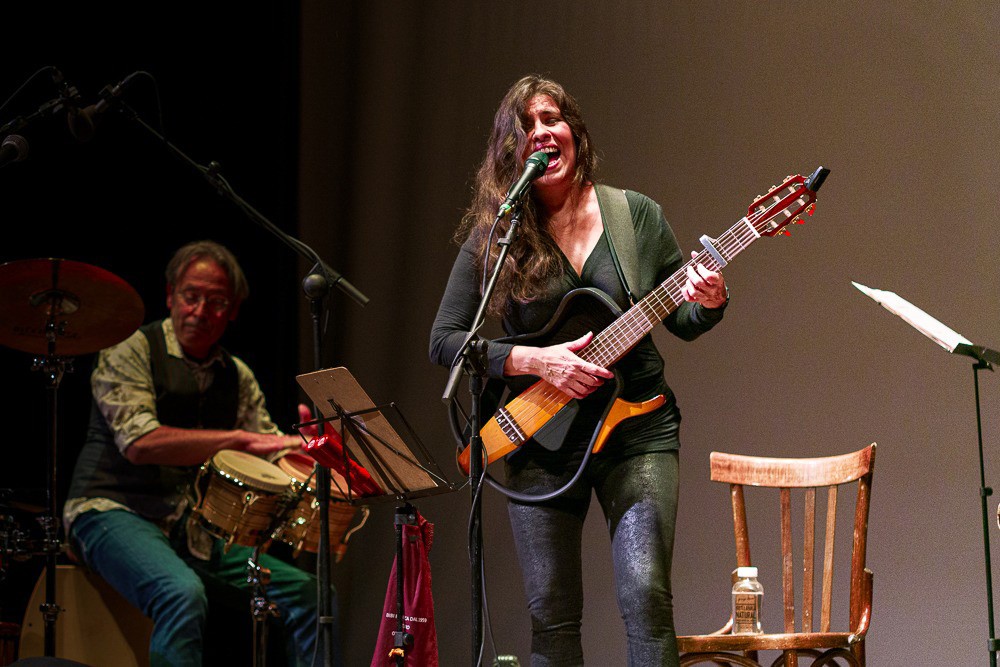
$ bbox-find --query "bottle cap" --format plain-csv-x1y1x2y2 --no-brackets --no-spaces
737,566,758,578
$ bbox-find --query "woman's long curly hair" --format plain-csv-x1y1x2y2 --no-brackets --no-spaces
458,75,598,318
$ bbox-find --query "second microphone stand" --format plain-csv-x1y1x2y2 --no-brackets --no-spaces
442,205,524,666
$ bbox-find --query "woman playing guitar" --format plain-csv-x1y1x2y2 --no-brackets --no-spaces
430,75,730,667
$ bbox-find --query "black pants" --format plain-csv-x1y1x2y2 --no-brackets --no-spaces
507,450,680,667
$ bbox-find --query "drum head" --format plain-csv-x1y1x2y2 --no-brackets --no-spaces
277,452,350,500
210,450,291,494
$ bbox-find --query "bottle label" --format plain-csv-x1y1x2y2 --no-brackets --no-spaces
733,593,759,634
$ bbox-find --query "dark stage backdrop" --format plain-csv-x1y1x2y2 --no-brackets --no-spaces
2,2,999,666
0,1,303,634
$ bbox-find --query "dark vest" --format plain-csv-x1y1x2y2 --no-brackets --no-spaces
67,320,239,519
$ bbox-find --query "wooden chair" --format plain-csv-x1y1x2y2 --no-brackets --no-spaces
677,443,876,667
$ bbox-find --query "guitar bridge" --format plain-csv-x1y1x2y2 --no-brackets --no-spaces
495,407,527,445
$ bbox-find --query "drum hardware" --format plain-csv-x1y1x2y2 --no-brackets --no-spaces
245,469,311,667
0,258,143,659
0,501,63,593
247,546,281,667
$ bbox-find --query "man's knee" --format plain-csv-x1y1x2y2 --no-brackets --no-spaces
149,571,208,622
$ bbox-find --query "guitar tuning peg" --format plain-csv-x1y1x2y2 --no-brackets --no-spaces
782,229,791,236
794,217,805,224
806,204,816,216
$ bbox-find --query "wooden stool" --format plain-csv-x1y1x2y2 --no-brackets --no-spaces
18,565,152,667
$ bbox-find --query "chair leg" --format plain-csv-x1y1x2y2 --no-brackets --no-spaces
812,648,861,667
851,640,865,666
679,652,762,666
768,650,799,667
772,651,798,667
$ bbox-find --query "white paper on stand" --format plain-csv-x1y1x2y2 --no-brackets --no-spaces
852,281,973,353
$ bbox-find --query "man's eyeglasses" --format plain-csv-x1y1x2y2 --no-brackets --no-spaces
176,289,230,314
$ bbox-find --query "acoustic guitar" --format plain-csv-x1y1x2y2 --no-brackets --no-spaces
458,167,830,475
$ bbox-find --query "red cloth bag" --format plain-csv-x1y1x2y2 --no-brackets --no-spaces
370,510,439,666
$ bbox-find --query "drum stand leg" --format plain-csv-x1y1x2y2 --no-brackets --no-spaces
247,546,279,667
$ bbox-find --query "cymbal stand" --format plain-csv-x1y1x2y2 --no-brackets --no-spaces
30,292,75,657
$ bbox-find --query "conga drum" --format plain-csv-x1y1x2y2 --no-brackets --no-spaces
272,453,369,561
188,450,292,550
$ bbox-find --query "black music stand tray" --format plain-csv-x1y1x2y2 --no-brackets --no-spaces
296,367,455,666
854,282,999,667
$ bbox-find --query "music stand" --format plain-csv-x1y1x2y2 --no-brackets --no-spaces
854,282,999,666
295,367,455,666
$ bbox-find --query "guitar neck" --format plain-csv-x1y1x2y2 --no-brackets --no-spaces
581,215,760,368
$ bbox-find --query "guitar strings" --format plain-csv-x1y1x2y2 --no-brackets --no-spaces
495,212,762,443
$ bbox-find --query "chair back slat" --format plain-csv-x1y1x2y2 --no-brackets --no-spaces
821,485,838,632
802,488,816,632
732,485,751,567
711,446,875,487
780,488,795,632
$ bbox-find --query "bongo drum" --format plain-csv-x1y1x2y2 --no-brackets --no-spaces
189,450,292,550
272,453,369,561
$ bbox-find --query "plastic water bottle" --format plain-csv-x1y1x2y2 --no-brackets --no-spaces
732,566,763,634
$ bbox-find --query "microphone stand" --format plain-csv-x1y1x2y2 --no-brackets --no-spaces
442,205,524,666
115,99,368,308
111,99,368,667
304,271,338,667
0,66,81,137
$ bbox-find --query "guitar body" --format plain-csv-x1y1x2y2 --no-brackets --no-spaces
457,288,665,474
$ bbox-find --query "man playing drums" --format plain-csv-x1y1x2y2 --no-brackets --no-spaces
63,240,339,667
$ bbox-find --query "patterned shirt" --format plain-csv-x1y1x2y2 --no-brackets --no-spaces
63,319,286,539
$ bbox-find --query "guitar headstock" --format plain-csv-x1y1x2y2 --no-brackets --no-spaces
749,166,830,237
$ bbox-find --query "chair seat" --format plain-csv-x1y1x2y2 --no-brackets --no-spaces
678,631,858,653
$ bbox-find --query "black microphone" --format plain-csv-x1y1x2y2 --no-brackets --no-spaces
67,72,141,141
497,150,550,217
0,134,29,168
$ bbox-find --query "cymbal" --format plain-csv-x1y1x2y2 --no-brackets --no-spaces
0,258,144,356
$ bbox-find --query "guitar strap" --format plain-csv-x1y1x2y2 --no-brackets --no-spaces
596,183,639,305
